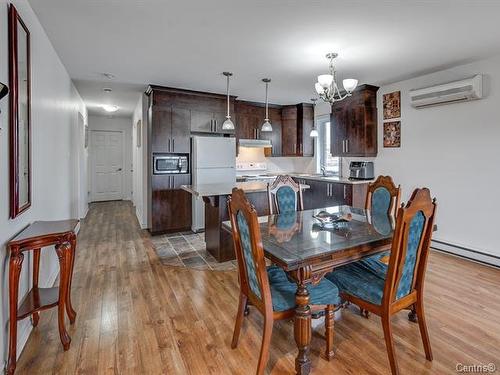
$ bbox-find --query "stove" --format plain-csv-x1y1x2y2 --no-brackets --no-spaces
236,162,278,183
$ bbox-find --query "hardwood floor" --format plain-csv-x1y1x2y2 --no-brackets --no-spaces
16,201,500,374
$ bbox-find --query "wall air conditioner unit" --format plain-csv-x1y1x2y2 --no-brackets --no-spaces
409,74,482,108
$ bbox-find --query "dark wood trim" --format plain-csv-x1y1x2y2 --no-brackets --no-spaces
9,4,32,219
146,84,236,100
235,99,284,109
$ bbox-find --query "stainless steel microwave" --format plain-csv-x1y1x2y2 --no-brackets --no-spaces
153,154,189,175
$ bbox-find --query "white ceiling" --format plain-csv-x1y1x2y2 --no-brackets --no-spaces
28,0,500,117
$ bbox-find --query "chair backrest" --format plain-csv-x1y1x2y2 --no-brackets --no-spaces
382,188,437,305
267,175,303,214
365,175,401,217
228,188,273,314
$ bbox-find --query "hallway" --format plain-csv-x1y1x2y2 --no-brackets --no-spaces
16,201,500,374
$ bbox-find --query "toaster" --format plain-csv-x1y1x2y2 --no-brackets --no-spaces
349,161,375,180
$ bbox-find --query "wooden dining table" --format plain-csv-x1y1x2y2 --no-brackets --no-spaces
223,205,395,375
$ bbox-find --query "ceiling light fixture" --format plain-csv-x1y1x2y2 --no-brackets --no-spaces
221,72,235,131
102,104,119,113
309,98,318,137
102,73,116,80
261,78,272,132
315,53,358,105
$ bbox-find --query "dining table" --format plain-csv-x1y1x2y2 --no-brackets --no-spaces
222,205,395,375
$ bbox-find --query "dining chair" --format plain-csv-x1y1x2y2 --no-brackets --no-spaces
326,188,437,375
267,175,303,214
357,175,401,318
365,175,401,217
228,188,340,375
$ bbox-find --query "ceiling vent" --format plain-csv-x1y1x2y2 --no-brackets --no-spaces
409,74,482,108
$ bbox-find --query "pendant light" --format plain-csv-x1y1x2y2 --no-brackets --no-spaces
221,72,235,130
261,78,272,132
309,98,318,137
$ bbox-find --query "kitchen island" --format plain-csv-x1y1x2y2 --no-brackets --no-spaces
181,181,309,262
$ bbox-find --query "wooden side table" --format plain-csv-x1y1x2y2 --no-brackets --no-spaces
6,220,79,375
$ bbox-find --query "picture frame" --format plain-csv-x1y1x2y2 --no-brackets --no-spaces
383,121,401,148
84,125,89,148
136,120,142,147
383,91,401,120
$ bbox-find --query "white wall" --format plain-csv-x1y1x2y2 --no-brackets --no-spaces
132,95,148,228
375,54,500,263
88,115,133,201
0,0,87,365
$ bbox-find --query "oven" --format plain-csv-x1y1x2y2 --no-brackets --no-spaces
153,153,189,175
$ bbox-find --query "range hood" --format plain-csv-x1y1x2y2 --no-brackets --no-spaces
238,139,272,148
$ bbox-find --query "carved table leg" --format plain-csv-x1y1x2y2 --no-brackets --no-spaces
294,283,312,375
32,248,41,327
56,244,72,350
7,251,24,375
324,305,335,360
66,235,77,324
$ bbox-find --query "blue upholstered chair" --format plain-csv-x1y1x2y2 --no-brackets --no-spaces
326,188,437,375
356,175,401,305
365,175,401,217
267,175,303,214
228,188,340,375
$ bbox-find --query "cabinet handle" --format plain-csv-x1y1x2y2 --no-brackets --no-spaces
342,140,345,153
346,140,349,153
168,139,171,152
214,119,217,132
172,139,175,152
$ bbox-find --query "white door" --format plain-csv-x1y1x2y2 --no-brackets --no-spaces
90,130,124,201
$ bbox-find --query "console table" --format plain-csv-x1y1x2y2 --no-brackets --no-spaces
6,220,79,375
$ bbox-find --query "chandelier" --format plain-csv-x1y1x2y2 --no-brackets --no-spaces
315,53,358,104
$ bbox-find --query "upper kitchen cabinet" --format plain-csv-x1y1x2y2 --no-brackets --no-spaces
234,101,282,156
282,103,314,157
330,84,379,157
147,90,190,153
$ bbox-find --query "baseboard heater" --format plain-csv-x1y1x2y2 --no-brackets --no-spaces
431,239,500,268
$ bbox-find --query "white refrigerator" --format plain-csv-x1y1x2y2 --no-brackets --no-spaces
192,136,236,232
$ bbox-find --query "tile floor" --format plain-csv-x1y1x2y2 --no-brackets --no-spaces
150,231,237,271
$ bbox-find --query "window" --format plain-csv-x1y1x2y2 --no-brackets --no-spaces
317,117,340,175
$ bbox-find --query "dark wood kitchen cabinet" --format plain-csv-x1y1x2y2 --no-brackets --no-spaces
331,84,379,157
294,177,368,210
234,101,282,156
151,176,191,234
150,106,190,153
282,103,314,157
190,109,229,134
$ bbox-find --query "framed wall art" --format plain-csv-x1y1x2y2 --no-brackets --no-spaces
383,91,401,120
383,121,401,148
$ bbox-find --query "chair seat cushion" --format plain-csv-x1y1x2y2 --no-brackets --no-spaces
267,266,341,312
356,251,390,279
325,262,386,306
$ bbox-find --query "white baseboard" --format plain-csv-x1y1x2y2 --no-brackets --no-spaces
431,239,500,268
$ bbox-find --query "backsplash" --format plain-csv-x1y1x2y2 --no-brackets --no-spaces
236,147,316,174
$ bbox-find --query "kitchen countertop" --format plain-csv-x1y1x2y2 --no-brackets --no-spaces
181,181,309,198
289,173,373,185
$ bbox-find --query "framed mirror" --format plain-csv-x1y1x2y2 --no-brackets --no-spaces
9,4,31,218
